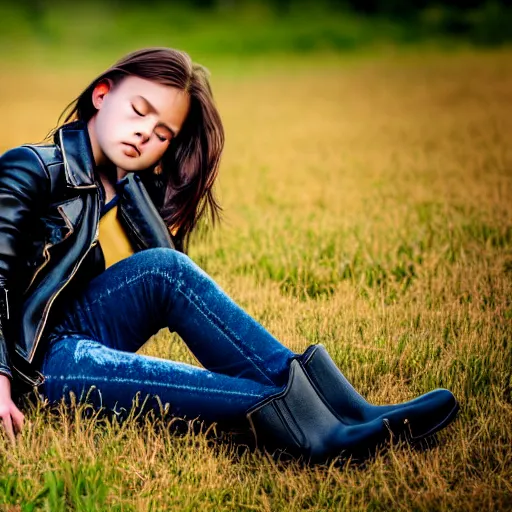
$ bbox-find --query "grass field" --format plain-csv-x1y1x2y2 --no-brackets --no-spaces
0,48,511,510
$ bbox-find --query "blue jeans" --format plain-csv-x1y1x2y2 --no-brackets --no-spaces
37,248,295,426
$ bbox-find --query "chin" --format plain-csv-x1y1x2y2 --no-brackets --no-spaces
121,161,146,172
110,154,146,172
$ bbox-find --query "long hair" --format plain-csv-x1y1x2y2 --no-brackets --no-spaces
48,47,224,252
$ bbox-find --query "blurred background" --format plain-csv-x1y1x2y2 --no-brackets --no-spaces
1,0,511,68
0,3,511,510
2,0,511,149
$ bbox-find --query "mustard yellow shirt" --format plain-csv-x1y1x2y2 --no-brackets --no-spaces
98,175,177,268
98,199,134,269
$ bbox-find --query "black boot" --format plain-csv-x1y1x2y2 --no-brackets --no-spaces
246,359,395,464
300,344,459,442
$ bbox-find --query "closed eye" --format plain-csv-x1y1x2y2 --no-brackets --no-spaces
132,105,144,116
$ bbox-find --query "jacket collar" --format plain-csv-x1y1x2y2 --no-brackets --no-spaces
54,120,97,189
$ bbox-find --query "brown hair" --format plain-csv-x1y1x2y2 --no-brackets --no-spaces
49,47,224,252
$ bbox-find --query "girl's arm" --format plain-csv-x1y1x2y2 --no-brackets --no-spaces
0,146,49,441
0,147,49,379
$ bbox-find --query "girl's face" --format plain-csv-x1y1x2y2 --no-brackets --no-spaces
88,75,190,172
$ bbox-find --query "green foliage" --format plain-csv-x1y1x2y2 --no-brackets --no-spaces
0,1,511,67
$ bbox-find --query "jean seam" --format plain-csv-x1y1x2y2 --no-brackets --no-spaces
44,374,266,399
79,267,178,313
175,283,276,386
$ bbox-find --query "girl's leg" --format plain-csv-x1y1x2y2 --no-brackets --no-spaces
47,248,294,388
39,334,282,425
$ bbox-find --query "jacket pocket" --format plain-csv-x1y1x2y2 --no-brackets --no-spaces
23,196,85,294
43,196,84,246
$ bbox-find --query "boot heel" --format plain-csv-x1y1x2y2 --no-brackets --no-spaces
246,360,390,464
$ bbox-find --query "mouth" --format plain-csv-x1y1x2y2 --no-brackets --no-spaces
122,142,141,156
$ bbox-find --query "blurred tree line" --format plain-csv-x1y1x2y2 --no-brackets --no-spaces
242,0,506,45
130,0,509,46
195,0,512,45
331,0,512,45
63,0,511,46
4,0,511,62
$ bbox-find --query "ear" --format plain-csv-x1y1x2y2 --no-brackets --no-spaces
153,160,163,175
92,79,113,110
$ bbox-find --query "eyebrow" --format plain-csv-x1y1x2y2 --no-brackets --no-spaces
136,95,178,138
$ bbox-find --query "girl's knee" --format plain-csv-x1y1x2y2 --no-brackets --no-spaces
135,247,185,271
138,247,197,283
146,247,186,263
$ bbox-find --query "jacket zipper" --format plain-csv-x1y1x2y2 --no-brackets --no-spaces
12,362,45,387
23,203,77,295
2,288,9,320
27,199,100,363
0,290,43,387
24,244,52,295
28,225,99,363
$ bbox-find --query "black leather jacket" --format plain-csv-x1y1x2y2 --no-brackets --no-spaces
0,120,177,395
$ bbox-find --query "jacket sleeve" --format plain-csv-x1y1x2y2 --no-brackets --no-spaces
0,146,50,380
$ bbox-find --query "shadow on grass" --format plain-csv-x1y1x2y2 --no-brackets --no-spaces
16,387,453,472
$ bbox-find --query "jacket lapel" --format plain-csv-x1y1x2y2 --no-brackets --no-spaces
55,121,97,189
119,174,175,250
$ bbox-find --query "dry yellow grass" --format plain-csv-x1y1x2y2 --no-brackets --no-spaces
0,49,511,510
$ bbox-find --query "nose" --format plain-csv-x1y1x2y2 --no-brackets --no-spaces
135,130,150,143
135,120,154,142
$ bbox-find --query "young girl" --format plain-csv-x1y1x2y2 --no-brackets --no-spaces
0,47,459,464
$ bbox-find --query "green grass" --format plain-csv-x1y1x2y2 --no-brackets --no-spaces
0,48,511,510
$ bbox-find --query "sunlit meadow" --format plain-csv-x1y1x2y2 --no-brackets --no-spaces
0,48,511,510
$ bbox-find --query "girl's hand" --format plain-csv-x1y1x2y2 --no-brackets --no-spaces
0,374,24,443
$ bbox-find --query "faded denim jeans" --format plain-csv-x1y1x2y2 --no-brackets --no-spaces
37,248,295,426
